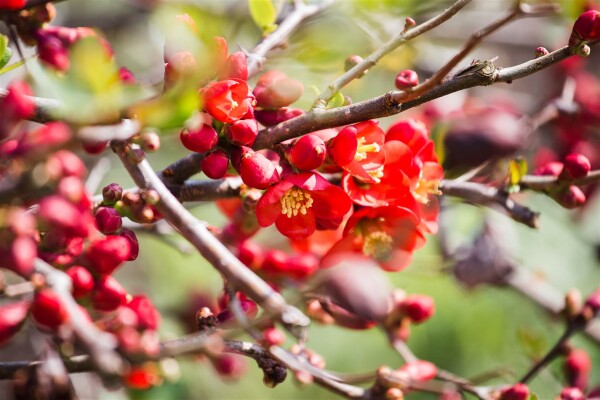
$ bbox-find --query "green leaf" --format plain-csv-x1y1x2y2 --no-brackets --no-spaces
528,393,540,400
248,0,277,32
0,34,12,70
508,158,528,192
130,83,200,130
327,91,345,109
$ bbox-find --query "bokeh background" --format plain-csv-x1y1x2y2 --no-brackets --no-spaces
1,0,599,399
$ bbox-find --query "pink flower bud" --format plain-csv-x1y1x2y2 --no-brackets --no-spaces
37,34,70,71
535,47,549,58
253,71,304,109
31,289,69,330
140,131,160,152
180,124,219,153
94,206,123,234
1,81,34,123
201,149,230,179
0,301,30,346
86,235,132,275
236,240,264,270
119,228,139,260
126,295,161,330
395,69,419,90
288,134,327,170
262,326,286,346
1,236,36,277
398,360,437,382
219,51,248,81
562,153,591,179
560,387,585,400
92,275,127,312
555,185,586,209
102,183,123,205
254,107,304,127
534,161,564,177
564,349,591,389
46,149,85,178
344,55,366,75
238,151,280,189
37,195,90,237
285,253,319,280
225,119,259,146
499,384,529,400
570,10,600,46
82,140,109,154
66,266,94,299
119,67,136,84
164,51,197,83
403,295,435,323
327,126,358,167
584,287,600,315
212,354,247,379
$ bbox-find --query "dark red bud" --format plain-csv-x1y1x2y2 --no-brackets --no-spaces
66,266,94,299
499,384,529,400
560,387,585,400
562,153,591,179
94,206,123,234
239,151,280,189
535,47,550,58
119,228,139,261
126,295,161,331
225,119,259,146
564,349,591,389
570,10,600,46
288,134,327,170
31,289,69,330
102,183,123,205
555,185,586,209
86,235,132,275
254,107,304,127
0,301,30,346
395,69,419,90
37,34,70,71
327,126,358,167
402,295,435,323
201,149,230,179
92,275,127,312
180,124,219,153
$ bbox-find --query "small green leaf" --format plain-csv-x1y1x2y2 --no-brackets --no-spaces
509,158,528,186
327,91,345,109
248,0,277,32
528,393,540,400
0,34,12,70
131,83,200,130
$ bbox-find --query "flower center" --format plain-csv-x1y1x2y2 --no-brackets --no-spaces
354,136,381,161
280,187,313,218
413,174,440,204
362,230,393,262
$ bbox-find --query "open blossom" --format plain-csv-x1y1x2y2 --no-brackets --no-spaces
322,206,425,272
201,79,252,123
327,121,385,183
256,172,352,240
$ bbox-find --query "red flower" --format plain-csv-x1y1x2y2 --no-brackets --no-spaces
202,79,252,123
327,121,385,183
322,206,424,272
256,172,352,240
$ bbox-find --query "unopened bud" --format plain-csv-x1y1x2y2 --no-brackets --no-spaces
201,149,230,179
395,69,419,90
562,153,591,180
287,134,327,170
535,46,550,58
499,383,530,400
344,55,367,77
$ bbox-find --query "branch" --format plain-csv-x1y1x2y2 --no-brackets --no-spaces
520,170,600,192
33,259,125,376
112,143,310,340
439,179,540,228
247,0,334,77
390,1,560,104
313,0,473,108
252,45,577,150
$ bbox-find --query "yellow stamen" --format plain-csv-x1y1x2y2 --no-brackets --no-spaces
354,137,381,161
362,231,394,262
280,187,313,218
413,174,441,204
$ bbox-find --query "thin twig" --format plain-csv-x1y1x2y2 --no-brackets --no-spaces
521,170,600,192
247,0,334,77
313,0,474,108
439,179,540,228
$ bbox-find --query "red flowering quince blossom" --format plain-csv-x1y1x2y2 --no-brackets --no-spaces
322,206,425,272
256,172,352,240
201,79,252,123
327,120,386,184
